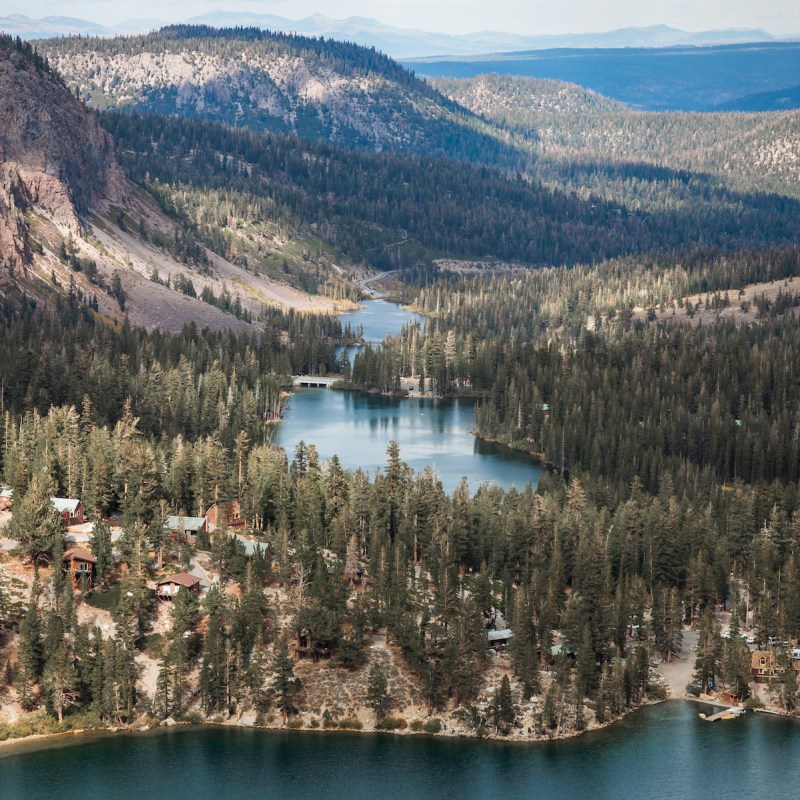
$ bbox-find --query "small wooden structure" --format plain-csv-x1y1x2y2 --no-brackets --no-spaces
205,500,244,531
292,627,336,661
51,497,84,526
165,515,207,544
63,548,96,589
487,628,513,648
156,572,201,600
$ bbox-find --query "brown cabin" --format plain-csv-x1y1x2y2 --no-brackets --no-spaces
156,572,201,600
751,650,784,683
205,500,244,531
63,548,96,589
51,497,85,526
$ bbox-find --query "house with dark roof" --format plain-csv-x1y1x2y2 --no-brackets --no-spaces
156,572,201,600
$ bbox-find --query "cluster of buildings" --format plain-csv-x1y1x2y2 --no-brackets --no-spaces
2,487,245,602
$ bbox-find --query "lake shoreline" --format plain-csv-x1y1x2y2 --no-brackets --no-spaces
0,696,678,756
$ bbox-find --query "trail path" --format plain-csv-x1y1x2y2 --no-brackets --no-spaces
658,627,699,697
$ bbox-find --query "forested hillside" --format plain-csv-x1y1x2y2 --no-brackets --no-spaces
38,26,522,167
102,111,800,273
432,75,800,201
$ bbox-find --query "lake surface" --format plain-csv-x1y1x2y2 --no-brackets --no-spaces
4,703,800,800
339,298,427,343
273,389,543,493
277,300,544,493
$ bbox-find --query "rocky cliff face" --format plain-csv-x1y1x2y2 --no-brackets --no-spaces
0,37,127,268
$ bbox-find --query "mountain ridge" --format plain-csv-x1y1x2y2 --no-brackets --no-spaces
1,12,793,57
37,26,522,167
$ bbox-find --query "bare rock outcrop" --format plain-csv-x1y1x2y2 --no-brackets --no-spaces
0,37,127,269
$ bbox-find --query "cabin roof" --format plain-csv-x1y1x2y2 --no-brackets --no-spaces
157,572,201,588
165,515,206,531
0,486,12,499
63,548,96,564
487,628,513,642
51,497,81,514
752,650,774,669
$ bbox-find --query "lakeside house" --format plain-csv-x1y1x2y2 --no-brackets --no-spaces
165,515,207,544
62,548,96,589
751,650,784,682
156,572,201,600
51,497,84,526
205,500,245,531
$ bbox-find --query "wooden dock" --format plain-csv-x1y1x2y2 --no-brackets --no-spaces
699,707,745,722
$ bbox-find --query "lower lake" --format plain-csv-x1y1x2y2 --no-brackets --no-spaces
272,389,544,493
3,703,800,800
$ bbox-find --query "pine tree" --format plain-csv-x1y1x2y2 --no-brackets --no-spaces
200,609,229,716
270,632,300,723
492,675,515,732
366,662,391,720
7,475,64,566
16,588,43,710
43,642,77,723
693,607,721,694
89,518,113,587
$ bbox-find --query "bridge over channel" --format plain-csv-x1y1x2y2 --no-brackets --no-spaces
291,375,342,388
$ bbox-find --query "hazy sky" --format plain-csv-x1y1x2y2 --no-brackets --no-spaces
2,0,799,35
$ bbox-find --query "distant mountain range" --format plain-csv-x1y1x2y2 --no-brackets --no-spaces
1,11,797,58
408,43,800,111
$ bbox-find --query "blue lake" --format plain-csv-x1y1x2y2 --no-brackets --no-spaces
3,703,800,800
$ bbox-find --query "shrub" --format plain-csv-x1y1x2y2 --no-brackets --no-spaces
422,718,442,734
376,716,406,731
647,684,668,701
308,718,320,729
338,718,363,730
323,718,338,729
410,720,424,732
744,697,764,710
286,719,302,729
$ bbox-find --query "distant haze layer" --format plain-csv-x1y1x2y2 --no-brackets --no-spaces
0,7,798,57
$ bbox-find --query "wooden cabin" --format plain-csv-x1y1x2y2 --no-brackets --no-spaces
751,650,784,683
51,497,84,526
165,515,207,544
63,548,96,589
156,572,201,600
487,629,514,648
205,500,244,531
291,626,338,661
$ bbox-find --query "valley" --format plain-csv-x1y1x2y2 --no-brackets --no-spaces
0,16,800,799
